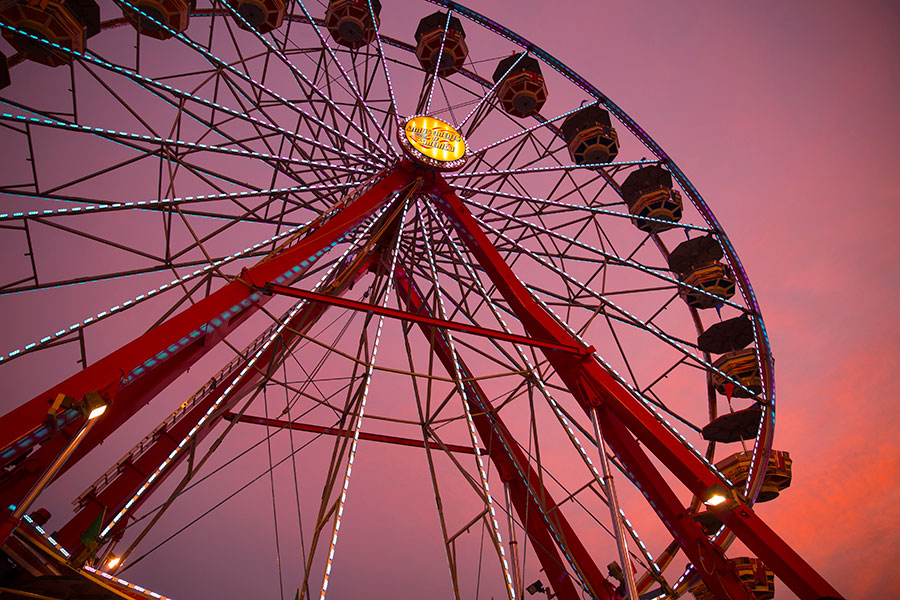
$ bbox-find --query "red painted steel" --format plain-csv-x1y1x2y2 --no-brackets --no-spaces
393,265,616,600
54,271,363,553
428,175,844,600
223,412,481,455
265,282,586,355
2,163,416,535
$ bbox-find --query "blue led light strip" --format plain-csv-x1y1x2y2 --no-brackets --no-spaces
449,182,711,233
0,21,369,166
22,512,71,558
0,181,361,223
0,224,308,365
0,112,374,177
83,565,175,600
98,198,396,543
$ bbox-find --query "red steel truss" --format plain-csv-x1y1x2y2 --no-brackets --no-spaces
393,265,616,600
0,165,844,599
425,173,843,600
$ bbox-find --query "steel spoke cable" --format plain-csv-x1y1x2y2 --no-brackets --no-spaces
213,0,392,163
483,219,755,399
420,201,517,600
468,101,601,156
0,22,371,167
118,419,335,573
455,51,527,131
0,221,318,365
421,200,595,593
96,195,399,540
451,159,660,180
318,191,413,600
262,385,286,600
422,203,669,585
0,182,356,223
291,0,399,156
465,197,746,313
449,182,710,233
117,0,389,165
0,112,376,178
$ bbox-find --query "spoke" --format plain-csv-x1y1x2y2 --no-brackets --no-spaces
211,0,393,163
448,182,711,233
420,205,517,600
318,193,413,600
469,102,600,156
292,0,399,156
366,0,402,131
0,112,375,177
423,10,453,116
456,51,527,131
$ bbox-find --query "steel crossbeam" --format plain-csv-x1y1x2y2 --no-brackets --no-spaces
0,163,415,517
264,282,586,356
393,265,616,600
427,174,844,600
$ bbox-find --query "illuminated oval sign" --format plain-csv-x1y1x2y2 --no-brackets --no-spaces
399,115,467,170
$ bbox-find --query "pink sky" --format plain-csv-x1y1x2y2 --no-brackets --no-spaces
1,1,898,599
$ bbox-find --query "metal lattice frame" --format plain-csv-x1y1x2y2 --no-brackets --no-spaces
0,1,841,599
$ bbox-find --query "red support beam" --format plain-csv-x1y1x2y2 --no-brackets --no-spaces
54,253,381,553
0,164,416,515
394,266,616,600
428,175,845,600
222,412,481,455
266,282,587,356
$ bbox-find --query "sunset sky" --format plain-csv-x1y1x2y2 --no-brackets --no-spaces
511,1,900,597
1,1,898,599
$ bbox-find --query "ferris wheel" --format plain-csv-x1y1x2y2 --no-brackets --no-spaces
0,1,844,599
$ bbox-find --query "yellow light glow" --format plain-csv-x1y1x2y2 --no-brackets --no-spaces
704,493,727,506
88,404,107,420
107,556,121,569
403,116,466,163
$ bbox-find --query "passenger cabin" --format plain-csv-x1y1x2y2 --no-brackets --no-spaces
492,53,547,118
226,0,284,34
715,450,792,502
325,0,380,49
123,0,192,40
702,406,763,443
667,235,736,309
561,104,619,165
691,557,775,600
0,0,99,67
415,11,467,76
711,348,762,398
697,315,754,354
1,51,10,88
620,165,683,233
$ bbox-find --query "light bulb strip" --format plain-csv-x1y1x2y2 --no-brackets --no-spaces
319,194,412,600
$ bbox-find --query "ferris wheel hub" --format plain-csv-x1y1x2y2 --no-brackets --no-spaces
398,115,468,172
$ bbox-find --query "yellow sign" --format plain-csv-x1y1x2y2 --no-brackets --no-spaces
401,116,467,169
